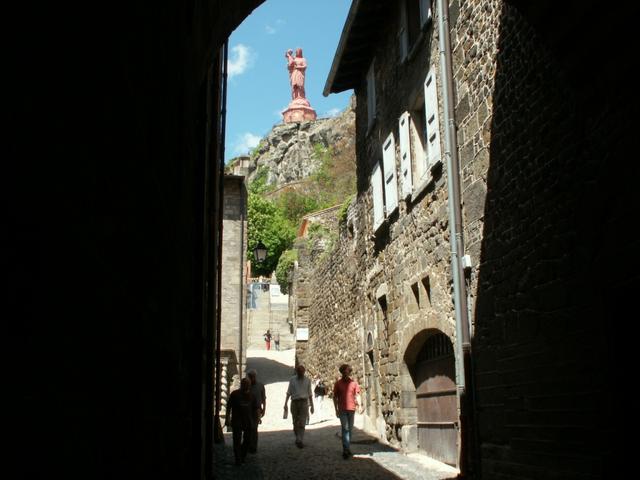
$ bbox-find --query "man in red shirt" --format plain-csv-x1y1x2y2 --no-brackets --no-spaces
333,363,360,459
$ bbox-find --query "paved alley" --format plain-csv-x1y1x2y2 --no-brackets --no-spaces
214,348,459,480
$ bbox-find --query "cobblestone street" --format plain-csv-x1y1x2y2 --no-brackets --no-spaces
215,348,459,479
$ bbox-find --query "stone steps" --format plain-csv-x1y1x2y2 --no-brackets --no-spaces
247,286,293,349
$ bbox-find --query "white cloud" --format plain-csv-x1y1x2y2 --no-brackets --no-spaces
233,132,262,155
228,44,256,78
323,108,341,118
265,19,285,34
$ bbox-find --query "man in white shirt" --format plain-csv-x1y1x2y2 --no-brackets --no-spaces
283,365,314,448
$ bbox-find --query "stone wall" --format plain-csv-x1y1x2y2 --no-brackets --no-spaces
467,2,634,479
299,0,635,478
13,0,265,478
300,0,461,450
221,176,248,416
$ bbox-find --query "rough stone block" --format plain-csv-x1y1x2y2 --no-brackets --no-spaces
400,425,418,453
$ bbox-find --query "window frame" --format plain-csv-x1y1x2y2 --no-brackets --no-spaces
366,60,377,130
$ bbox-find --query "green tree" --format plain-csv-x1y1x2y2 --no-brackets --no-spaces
247,192,296,275
275,249,298,294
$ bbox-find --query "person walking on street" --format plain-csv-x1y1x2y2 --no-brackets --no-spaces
283,365,314,448
313,378,327,422
225,378,260,466
246,369,266,454
273,330,280,351
264,329,272,350
333,364,361,459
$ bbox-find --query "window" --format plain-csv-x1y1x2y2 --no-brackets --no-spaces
382,133,398,215
416,332,453,362
378,295,389,342
400,66,441,197
399,0,433,62
371,162,384,231
371,132,399,232
366,61,376,129
411,102,429,184
423,67,441,170
399,112,413,198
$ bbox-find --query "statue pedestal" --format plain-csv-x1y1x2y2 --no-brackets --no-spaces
283,98,317,123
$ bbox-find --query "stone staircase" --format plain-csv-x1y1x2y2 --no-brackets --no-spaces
247,286,296,350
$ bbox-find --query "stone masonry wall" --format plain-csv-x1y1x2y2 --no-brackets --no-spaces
221,177,247,379
295,0,635,477
301,1,461,448
465,2,634,478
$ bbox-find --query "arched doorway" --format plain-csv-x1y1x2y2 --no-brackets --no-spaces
405,330,457,465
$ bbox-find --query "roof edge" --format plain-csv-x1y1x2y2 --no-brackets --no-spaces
323,0,362,97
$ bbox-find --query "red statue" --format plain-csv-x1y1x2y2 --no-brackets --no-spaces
286,48,307,100
282,48,317,123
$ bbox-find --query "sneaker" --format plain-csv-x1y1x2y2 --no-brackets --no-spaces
296,441,303,448
342,451,349,459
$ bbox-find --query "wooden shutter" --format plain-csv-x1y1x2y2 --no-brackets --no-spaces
399,112,413,198
371,163,384,231
419,0,432,27
367,62,376,128
382,133,398,215
424,68,441,169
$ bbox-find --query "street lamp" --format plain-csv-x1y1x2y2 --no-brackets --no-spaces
253,241,267,263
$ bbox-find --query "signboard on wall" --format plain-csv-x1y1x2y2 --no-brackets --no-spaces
296,327,309,341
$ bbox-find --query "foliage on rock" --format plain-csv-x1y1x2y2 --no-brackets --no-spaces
275,249,298,294
245,102,356,277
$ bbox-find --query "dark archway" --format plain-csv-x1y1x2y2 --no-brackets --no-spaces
10,1,265,479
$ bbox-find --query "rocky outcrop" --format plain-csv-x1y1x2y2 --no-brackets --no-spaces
247,96,355,189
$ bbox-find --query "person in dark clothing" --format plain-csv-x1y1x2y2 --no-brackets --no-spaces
225,377,260,466
247,369,266,454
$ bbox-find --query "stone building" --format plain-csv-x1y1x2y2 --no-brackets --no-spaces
219,175,248,422
296,0,635,478
289,204,343,368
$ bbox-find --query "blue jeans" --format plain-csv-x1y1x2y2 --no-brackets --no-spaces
339,411,355,451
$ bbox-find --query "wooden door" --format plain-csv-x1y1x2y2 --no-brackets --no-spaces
414,333,457,465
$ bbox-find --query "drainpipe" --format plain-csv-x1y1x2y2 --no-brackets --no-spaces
436,0,477,476
238,180,246,380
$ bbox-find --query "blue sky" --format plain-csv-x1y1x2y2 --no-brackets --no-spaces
225,0,354,162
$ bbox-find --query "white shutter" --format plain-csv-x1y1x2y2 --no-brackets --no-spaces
382,133,398,215
419,0,432,27
367,62,376,128
371,163,384,231
424,68,441,169
398,1,409,61
399,112,413,198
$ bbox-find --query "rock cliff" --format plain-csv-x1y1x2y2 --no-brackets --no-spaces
246,96,356,190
